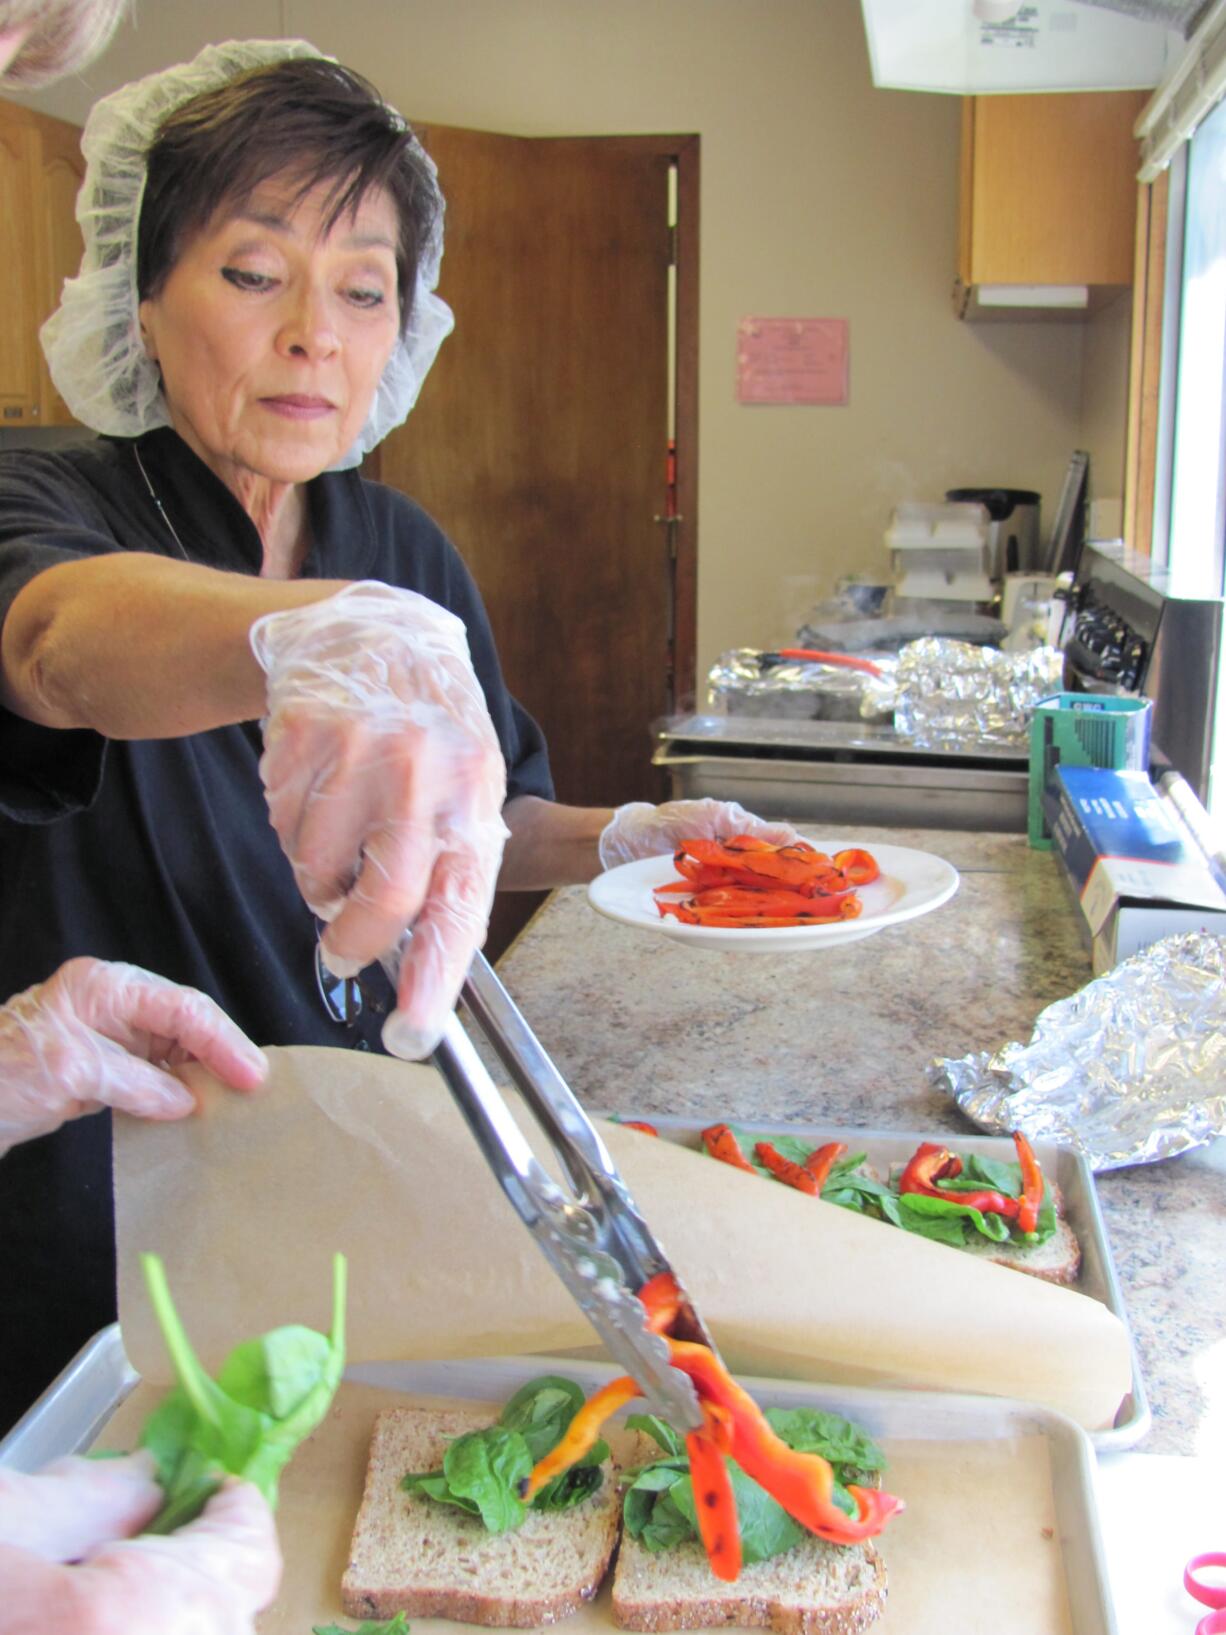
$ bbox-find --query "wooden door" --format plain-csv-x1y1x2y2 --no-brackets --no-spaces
379,128,679,814
30,108,85,426
0,102,39,426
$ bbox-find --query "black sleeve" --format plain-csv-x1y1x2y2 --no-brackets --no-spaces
0,454,116,822
365,481,555,804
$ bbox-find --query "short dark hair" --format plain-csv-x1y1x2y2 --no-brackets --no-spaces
136,57,439,334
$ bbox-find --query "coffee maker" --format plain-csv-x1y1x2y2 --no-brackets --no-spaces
945,487,1041,579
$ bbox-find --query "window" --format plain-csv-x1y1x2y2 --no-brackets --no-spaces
1166,93,1226,590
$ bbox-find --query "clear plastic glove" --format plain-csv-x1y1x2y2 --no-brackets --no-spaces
0,957,268,1157
0,1454,281,1635
597,798,800,870
250,581,509,1060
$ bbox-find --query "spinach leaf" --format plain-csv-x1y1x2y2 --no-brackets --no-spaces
401,1375,608,1532
138,1252,346,1534
763,1408,886,1473
531,1460,605,1510
313,1617,411,1635
674,1463,808,1563
498,1375,584,1462
398,1469,480,1515
896,1191,1013,1242
441,1427,531,1533
625,1413,684,1456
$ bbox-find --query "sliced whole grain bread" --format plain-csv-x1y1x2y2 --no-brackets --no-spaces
610,1431,887,1635
611,1531,887,1635
342,1405,622,1626
955,1214,1082,1284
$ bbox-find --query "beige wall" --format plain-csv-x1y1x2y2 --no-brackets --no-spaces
23,0,1125,684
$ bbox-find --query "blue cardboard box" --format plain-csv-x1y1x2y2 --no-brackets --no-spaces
1045,766,1226,971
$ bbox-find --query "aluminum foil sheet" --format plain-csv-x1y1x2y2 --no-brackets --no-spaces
892,638,1064,749
931,932,1226,1170
707,648,895,723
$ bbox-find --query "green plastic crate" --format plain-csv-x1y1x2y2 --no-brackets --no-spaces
1028,692,1153,849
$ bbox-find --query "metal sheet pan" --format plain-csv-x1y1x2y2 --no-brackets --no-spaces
0,1335,1117,1635
603,1116,1149,1451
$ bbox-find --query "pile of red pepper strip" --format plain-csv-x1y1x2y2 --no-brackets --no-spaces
521,1272,903,1584
654,837,879,929
899,1130,1045,1232
702,1124,847,1198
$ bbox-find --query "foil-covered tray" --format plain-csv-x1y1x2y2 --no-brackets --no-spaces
607,1116,1149,1452
0,1337,1118,1635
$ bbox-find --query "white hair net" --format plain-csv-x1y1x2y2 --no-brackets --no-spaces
39,38,454,469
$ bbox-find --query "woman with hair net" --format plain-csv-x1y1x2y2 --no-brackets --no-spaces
0,43,790,1466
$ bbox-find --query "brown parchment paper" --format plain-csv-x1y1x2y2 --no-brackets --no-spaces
113,1045,1131,1429
93,1377,1074,1635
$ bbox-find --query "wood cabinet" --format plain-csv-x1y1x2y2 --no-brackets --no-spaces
0,98,84,426
955,90,1148,318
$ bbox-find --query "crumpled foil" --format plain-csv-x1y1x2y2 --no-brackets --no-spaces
930,932,1226,1170
892,638,1064,749
707,648,894,723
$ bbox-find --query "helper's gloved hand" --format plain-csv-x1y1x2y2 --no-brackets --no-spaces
0,958,268,1156
250,581,509,1060
0,1454,281,1635
598,798,800,869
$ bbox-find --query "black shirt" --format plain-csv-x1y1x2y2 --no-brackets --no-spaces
0,428,553,1431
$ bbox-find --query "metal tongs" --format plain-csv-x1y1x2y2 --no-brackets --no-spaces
383,947,715,1432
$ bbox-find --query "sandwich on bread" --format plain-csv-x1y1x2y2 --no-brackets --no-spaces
340,1369,898,1634
611,1411,889,1635
342,1377,621,1627
699,1123,1080,1285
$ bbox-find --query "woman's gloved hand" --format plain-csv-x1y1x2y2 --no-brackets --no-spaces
250,581,510,1060
597,798,800,870
0,1454,281,1635
0,957,268,1157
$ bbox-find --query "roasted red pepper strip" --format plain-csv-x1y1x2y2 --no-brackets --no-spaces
523,1275,903,1568
638,1269,682,1333
1013,1130,1044,1234
832,848,880,886
519,1373,641,1500
898,1141,1019,1218
666,1338,904,1544
685,1420,742,1581
621,1120,659,1137
803,1141,849,1191
702,1123,758,1173
755,1140,819,1195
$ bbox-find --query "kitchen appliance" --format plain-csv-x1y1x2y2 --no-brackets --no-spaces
945,486,1042,578
1065,543,1225,804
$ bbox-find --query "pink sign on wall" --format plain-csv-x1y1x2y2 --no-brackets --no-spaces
736,317,849,406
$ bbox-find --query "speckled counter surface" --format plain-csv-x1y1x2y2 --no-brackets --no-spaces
492,825,1225,1457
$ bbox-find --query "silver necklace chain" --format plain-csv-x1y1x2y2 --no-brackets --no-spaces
131,443,191,562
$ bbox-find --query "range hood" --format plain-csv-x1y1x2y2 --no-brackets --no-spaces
861,0,1188,94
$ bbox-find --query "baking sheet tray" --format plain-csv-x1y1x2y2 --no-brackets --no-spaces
0,1337,1117,1635
602,1116,1149,1451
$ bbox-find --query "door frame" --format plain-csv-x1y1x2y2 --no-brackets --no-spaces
584,132,699,713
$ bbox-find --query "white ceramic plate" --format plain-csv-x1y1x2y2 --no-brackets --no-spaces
587,839,960,951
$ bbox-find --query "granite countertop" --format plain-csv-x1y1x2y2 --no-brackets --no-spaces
493,825,1226,1458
